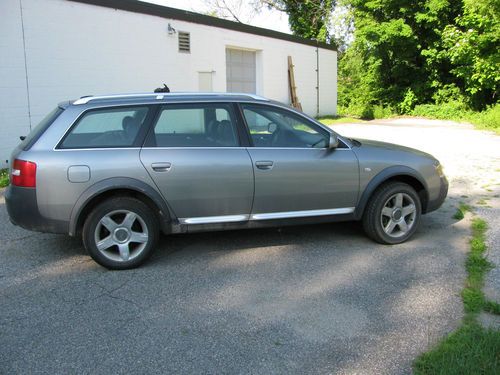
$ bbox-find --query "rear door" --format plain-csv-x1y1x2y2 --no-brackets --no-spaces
240,103,359,219
140,102,254,223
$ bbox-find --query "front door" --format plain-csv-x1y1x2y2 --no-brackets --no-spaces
240,104,359,219
140,103,254,223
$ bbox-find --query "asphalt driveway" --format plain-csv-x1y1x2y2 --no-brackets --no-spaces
1,118,498,374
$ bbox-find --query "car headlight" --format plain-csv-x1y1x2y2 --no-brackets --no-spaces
434,160,445,177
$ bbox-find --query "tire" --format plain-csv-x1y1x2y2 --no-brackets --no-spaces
82,197,159,269
362,182,421,244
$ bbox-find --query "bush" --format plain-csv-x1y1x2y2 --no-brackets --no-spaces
412,101,468,120
373,105,393,119
432,84,465,105
412,102,499,133
338,103,394,120
339,102,374,119
398,88,418,114
468,105,500,132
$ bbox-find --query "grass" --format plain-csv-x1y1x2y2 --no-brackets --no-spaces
0,168,9,188
453,209,464,220
412,103,500,134
453,202,472,220
413,323,500,374
335,102,499,133
414,217,500,374
462,218,492,314
317,115,366,125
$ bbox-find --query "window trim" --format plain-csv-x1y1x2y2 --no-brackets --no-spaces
237,103,332,149
143,102,244,148
55,105,155,150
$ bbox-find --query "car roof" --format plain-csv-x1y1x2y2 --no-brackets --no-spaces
71,92,272,106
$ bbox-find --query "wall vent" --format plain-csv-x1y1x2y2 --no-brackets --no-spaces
178,32,190,53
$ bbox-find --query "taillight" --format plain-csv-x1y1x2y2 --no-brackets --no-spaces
12,159,37,187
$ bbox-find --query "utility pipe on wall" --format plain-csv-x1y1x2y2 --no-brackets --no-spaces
314,39,320,117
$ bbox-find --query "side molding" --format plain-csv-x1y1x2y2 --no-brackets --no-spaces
69,177,173,236
354,166,428,220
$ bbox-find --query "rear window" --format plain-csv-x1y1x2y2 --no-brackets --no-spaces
59,106,149,149
21,107,63,150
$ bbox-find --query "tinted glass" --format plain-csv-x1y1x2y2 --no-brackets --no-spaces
60,106,149,149
151,104,239,147
242,105,328,148
21,107,63,150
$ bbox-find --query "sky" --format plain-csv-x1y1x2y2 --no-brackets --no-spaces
142,0,292,34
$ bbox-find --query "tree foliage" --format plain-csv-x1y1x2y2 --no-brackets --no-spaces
339,0,499,114
262,0,337,43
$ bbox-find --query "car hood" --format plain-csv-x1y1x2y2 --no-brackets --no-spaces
353,138,436,160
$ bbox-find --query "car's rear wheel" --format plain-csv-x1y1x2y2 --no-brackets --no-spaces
362,182,421,244
82,197,159,269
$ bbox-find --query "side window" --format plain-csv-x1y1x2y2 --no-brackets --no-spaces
60,106,149,148
242,105,328,148
150,104,239,147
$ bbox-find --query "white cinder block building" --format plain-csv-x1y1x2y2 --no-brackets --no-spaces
0,0,338,167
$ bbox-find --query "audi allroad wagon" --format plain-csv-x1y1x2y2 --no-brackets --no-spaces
5,93,448,269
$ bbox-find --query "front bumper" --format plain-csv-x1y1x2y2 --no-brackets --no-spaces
426,175,449,213
5,185,68,234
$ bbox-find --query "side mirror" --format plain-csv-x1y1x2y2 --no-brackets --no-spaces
328,133,339,149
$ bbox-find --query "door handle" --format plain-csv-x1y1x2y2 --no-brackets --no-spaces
255,160,274,170
151,162,172,172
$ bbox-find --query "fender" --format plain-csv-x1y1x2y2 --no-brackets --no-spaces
69,177,173,236
354,166,429,220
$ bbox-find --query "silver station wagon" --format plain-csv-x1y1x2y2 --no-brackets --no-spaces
6,93,448,269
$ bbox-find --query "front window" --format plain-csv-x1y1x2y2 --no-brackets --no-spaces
241,104,329,148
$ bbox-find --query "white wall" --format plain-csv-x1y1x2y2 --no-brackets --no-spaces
0,0,337,167
0,0,31,166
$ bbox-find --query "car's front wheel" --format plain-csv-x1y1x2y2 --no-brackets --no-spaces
362,182,421,244
82,197,159,269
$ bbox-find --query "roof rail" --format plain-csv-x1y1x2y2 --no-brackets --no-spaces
73,92,268,105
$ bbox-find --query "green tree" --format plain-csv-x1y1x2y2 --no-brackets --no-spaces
340,0,463,110
262,0,337,43
340,0,498,113
424,0,499,108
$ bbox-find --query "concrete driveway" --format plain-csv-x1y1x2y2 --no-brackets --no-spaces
1,118,498,374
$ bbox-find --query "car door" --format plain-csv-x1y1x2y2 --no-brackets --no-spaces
240,103,359,219
140,102,254,223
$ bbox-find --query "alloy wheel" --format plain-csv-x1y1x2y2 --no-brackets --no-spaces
379,192,417,238
94,209,149,262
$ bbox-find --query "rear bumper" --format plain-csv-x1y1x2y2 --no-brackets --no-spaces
5,185,68,234
425,175,449,213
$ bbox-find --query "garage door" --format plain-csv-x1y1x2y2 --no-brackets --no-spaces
226,49,256,94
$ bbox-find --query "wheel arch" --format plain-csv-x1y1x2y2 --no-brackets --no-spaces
69,177,173,236
354,166,429,220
